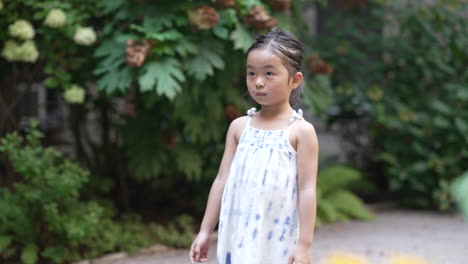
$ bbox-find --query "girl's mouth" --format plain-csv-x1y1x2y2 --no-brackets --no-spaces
255,92,267,96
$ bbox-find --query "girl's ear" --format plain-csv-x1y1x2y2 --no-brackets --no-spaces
290,72,303,89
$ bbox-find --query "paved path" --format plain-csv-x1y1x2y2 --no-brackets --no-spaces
93,209,468,264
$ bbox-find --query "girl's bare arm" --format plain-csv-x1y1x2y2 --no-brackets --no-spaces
295,120,319,248
197,116,246,234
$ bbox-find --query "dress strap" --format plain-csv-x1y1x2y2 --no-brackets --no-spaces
247,107,258,117
287,109,303,131
245,107,257,126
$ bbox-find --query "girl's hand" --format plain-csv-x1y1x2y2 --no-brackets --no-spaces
189,232,211,263
288,244,311,264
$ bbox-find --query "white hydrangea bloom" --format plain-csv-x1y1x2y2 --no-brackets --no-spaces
73,27,96,46
1,40,39,62
1,40,20,61
44,9,66,28
9,20,35,40
18,40,39,62
64,85,86,104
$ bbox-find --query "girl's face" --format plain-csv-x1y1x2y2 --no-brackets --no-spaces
246,48,298,107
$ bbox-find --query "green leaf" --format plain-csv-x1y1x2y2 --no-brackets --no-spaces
21,243,38,264
101,0,126,15
455,118,468,133
432,57,455,75
455,85,468,100
230,23,253,52
142,11,177,29
130,25,183,42
433,116,450,128
185,44,225,80
94,36,134,94
304,75,333,115
0,236,12,254
44,77,59,88
97,66,133,94
42,247,67,263
326,190,374,220
138,58,185,99
218,9,238,27
317,165,363,195
175,147,203,181
429,99,452,116
317,199,340,223
172,39,198,57
213,25,230,39
452,171,468,218
408,161,428,173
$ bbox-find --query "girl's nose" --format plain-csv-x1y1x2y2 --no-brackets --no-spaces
256,79,265,89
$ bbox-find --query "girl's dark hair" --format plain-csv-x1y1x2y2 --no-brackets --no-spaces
246,28,304,108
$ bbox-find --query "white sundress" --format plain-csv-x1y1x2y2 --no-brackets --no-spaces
217,107,303,264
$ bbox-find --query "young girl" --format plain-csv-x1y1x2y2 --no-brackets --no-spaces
190,28,318,264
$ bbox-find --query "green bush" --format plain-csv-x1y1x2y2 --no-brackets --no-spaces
452,171,468,219
314,0,467,210
149,214,196,248
0,121,194,262
92,0,330,216
0,120,105,263
316,165,375,226
370,0,468,210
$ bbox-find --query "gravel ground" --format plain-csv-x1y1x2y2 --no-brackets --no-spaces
90,208,468,264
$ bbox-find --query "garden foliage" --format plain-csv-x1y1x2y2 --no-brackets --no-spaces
0,120,104,263
316,165,375,226
93,0,331,185
0,121,196,263
1,0,330,206
452,171,468,219
314,0,468,209
372,0,468,209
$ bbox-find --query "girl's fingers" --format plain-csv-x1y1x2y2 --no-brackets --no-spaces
189,249,195,263
199,249,208,262
288,256,295,264
190,245,200,263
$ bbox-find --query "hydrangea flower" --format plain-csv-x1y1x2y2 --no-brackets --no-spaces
73,27,96,46
1,40,19,61
9,20,35,40
44,9,66,28
64,85,86,104
18,40,39,62
1,40,39,62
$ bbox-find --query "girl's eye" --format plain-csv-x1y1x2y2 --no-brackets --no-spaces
266,72,274,76
247,72,255,77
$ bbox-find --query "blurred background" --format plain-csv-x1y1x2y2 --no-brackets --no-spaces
0,0,467,263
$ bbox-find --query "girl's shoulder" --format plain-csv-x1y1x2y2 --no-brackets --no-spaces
228,115,250,140
229,115,249,130
292,118,318,142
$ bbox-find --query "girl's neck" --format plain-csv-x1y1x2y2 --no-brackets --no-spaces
258,103,292,119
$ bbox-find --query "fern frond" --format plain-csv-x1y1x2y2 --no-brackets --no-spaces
326,190,375,220
317,165,362,195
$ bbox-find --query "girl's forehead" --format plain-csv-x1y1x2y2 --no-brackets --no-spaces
246,48,283,66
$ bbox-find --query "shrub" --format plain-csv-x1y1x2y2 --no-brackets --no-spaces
370,0,468,209
0,120,105,263
313,0,468,210
316,165,375,226
452,171,468,218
